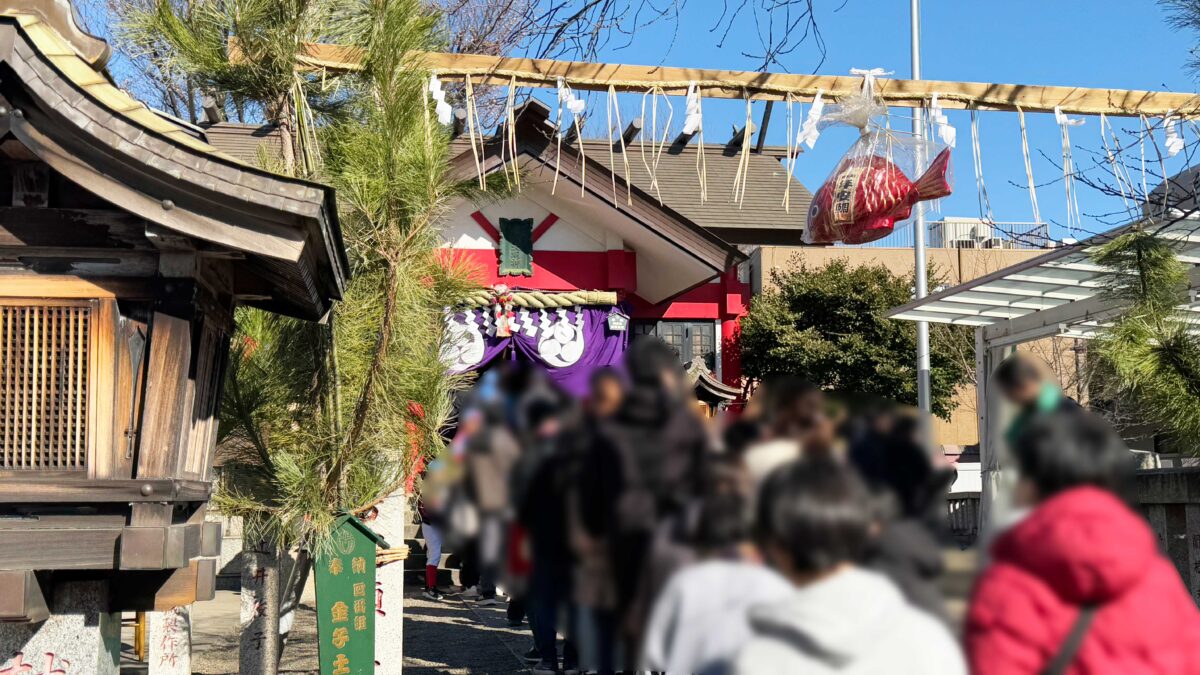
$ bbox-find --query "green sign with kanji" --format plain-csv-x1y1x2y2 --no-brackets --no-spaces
315,514,389,675
498,217,534,276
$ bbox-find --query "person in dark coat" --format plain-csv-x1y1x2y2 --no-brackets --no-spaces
581,337,713,668
515,398,580,675
966,410,1200,674
568,368,625,674
849,411,955,622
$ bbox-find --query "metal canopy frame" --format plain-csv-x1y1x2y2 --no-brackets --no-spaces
886,213,1200,529
887,215,1200,345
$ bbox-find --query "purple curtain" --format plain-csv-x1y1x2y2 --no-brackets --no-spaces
446,307,628,396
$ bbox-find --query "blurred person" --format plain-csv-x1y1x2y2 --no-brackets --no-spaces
465,397,521,606
569,368,626,674
515,398,581,675
849,410,955,622
640,461,791,675
993,352,1080,445
966,411,1200,675
734,459,966,675
417,458,456,601
582,337,713,668
742,377,824,485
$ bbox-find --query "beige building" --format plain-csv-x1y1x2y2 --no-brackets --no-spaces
749,244,1074,447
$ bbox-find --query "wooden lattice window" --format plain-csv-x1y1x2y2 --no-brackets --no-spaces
0,301,91,470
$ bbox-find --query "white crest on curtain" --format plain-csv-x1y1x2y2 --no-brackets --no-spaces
441,313,486,373
538,310,586,367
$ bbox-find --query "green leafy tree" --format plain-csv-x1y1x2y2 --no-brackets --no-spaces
739,257,973,419
1091,229,1200,452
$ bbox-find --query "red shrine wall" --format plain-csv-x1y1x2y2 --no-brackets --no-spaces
440,200,749,388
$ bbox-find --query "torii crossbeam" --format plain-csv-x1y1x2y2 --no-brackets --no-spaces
287,44,1200,117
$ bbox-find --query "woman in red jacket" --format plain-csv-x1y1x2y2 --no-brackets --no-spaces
966,411,1200,674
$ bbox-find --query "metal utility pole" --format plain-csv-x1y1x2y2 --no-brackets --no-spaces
911,0,932,424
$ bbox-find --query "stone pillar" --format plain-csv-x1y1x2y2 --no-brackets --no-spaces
372,493,408,671
147,606,192,675
0,580,120,675
239,539,281,675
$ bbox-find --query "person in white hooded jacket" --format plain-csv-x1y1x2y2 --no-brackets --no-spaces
734,459,966,675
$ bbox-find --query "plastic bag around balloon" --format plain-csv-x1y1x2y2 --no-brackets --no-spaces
804,130,953,245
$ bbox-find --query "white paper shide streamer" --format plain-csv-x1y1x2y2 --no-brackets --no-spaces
1054,106,1085,237
797,90,824,149
929,94,956,148
683,82,703,135
1165,115,1185,158
427,75,453,125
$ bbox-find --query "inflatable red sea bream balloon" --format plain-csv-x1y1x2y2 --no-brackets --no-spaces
806,146,953,245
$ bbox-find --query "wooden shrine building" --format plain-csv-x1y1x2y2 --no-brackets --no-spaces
0,1,347,622
432,100,811,400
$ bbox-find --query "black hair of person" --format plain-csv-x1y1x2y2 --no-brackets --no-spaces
1011,409,1137,502
588,365,624,390
756,458,874,574
765,375,820,415
993,352,1042,391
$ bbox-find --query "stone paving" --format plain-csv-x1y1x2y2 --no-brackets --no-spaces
403,592,532,674
127,547,975,673
169,585,532,674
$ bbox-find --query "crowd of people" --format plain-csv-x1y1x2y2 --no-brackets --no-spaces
416,343,1200,674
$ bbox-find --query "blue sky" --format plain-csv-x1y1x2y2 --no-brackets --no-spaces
540,1,1200,242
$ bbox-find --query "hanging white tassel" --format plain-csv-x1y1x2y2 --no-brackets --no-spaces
929,94,956,148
